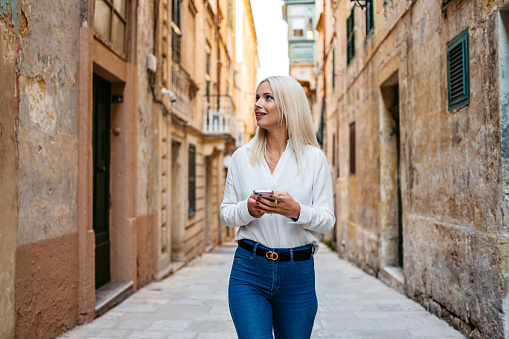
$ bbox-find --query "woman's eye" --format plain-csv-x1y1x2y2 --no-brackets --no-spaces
266,95,274,100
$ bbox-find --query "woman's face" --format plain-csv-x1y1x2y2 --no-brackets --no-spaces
254,81,285,132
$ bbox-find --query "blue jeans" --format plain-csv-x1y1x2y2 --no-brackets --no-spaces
228,240,318,339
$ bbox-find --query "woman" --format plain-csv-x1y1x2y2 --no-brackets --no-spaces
220,75,335,339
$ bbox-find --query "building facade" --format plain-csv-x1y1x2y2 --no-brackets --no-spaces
282,0,320,132
0,0,257,337
317,0,509,337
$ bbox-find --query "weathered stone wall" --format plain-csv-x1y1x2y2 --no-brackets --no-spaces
17,0,79,245
0,3,19,337
1,0,81,337
326,0,509,337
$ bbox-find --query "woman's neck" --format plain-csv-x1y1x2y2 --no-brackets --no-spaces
266,130,289,155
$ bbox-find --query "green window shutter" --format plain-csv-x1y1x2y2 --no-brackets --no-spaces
188,144,196,218
332,48,336,90
447,28,470,110
366,1,374,35
349,122,356,174
347,7,355,65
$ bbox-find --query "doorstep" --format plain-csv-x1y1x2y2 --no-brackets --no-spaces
94,280,133,317
379,266,405,294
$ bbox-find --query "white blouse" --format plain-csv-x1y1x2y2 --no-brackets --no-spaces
220,139,335,251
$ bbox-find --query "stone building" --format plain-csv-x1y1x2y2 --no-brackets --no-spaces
282,0,320,129
317,0,509,338
316,0,509,337
0,0,258,337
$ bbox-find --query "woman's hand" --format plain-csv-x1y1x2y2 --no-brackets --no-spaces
255,191,301,220
247,193,265,218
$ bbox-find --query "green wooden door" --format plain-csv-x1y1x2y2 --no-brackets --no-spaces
93,74,111,289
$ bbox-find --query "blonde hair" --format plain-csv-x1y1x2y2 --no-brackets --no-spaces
250,75,319,168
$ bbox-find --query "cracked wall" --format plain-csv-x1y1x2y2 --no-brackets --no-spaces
0,4,18,338
4,0,82,338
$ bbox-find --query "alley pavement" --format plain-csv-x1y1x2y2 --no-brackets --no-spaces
60,242,464,339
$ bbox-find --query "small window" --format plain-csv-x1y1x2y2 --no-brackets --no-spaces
332,48,336,90
447,28,470,110
291,18,306,38
349,122,356,174
366,1,374,35
94,0,127,53
188,144,196,218
347,7,355,65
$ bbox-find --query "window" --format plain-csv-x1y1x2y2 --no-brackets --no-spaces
171,0,182,63
366,0,374,35
347,7,355,65
332,48,336,90
447,28,470,110
349,122,356,174
94,0,127,53
228,0,233,29
291,18,306,38
205,44,211,102
332,133,336,168
188,144,196,218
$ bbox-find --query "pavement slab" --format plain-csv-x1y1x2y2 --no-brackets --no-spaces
60,241,464,339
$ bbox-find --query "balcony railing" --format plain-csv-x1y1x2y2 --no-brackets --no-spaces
203,95,236,139
171,62,198,119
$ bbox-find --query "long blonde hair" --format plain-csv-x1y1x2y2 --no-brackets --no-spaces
250,75,319,168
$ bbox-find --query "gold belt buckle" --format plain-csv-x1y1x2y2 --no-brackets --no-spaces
266,251,278,261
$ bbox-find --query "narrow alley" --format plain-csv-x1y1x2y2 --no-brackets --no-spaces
59,242,463,339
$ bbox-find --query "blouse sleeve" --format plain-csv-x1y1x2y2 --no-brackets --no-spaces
220,153,256,227
290,151,335,234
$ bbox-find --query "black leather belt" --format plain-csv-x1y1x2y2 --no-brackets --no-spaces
238,239,312,261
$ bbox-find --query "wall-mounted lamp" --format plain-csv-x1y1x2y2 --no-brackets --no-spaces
306,18,314,39
351,0,372,9
162,88,177,102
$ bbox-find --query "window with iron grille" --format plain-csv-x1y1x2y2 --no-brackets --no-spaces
347,7,355,65
188,144,196,218
366,1,374,35
447,28,470,110
94,0,127,54
171,0,182,63
349,122,356,174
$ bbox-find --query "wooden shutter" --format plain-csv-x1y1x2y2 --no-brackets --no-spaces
447,28,470,110
349,122,356,174
188,144,196,218
347,8,355,65
366,1,374,35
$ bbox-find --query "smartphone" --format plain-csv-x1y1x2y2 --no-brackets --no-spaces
253,190,275,200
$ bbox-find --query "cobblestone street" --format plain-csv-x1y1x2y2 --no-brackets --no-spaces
60,242,463,339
